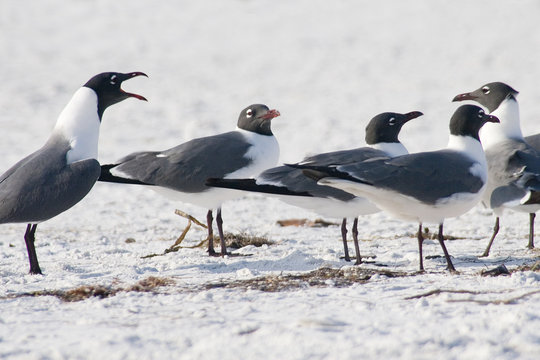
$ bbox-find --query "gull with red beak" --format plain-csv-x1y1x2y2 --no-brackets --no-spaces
100,104,281,256
207,111,423,265
454,82,540,256
0,71,147,274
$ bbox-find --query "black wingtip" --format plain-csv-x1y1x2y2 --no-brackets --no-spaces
205,177,223,187
98,164,152,185
206,177,313,197
98,164,116,182
292,163,372,186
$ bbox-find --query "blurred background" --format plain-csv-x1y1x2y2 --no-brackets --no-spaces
1,0,539,169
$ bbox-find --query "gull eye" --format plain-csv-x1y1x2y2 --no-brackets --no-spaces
481,86,490,94
246,109,253,118
388,117,396,125
478,109,485,118
110,74,117,85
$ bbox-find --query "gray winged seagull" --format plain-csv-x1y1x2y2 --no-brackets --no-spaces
206,111,423,264
454,82,540,256
99,104,280,257
290,105,499,272
0,71,147,274
524,134,540,150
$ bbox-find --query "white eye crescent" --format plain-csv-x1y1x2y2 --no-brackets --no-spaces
478,109,485,118
246,109,253,118
389,117,396,125
110,74,117,85
481,86,490,94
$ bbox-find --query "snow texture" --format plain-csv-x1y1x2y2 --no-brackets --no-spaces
1,1,540,359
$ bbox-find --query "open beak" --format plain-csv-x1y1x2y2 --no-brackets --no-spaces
260,109,281,120
452,92,476,102
120,72,148,101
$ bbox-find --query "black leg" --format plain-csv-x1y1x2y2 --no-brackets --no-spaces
352,217,362,265
24,224,42,275
206,210,216,256
340,218,351,262
528,213,535,249
216,207,228,256
481,217,500,257
417,223,424,272
437,223,456,273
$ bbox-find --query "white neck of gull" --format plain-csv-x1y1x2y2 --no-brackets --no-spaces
370,142,408,157
52,87,101,164
480,97,522,149
447,134,487,165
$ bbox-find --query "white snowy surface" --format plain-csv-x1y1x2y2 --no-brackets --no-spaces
1,0,540,359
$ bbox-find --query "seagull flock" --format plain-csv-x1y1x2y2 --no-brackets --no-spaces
1,73,538,274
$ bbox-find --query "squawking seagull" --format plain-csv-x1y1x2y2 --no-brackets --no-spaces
0,71,147,274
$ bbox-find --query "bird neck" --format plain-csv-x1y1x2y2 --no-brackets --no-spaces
52,87,101,164
480,97,523,149
369,142,408,157
447,134,486,165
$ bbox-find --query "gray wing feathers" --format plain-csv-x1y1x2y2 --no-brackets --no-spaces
260,166,355,201
300,147,388,165
486,139,540,206
486,140,540,185
112,131,252,193
525,133,540,151
490,185,527,208
338,150,484,204
0,149,100,223
259,147,388,201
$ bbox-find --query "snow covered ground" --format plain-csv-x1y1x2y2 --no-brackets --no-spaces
1,0,540,359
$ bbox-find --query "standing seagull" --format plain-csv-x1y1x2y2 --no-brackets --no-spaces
207,111,423,264
0,72,147,274
453,82,540,256
291,105,498,272
99,104,280,257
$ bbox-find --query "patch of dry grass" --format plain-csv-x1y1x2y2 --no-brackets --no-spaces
203,267,410,292
5,259,539,303
4,276,175,302
511,259,540,272
142,209,274,258
221,232,274,249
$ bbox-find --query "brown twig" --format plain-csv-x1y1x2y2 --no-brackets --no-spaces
404,289,485,300
447,290,540,305
141,210,209,258
405,288,540,305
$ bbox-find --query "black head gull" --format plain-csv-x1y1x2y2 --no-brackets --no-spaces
206,111,423,264
99,104,280,257
453,82,540,256
0,71,147,274
291,105,499,272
